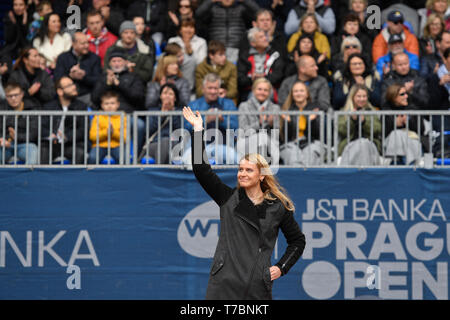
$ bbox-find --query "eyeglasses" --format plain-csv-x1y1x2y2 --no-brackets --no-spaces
59,83,76,90
6,93,22,99
345,45,359,49
392,21,403,25
350,61,364,66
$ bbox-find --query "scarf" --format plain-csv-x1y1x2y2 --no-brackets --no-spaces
84,28,110,55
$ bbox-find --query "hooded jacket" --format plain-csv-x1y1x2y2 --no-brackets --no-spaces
372,26,419,64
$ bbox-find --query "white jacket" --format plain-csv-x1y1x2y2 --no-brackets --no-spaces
33,32,72,67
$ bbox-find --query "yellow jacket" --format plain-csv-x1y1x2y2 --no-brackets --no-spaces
89,114,127,148
287,31,331,59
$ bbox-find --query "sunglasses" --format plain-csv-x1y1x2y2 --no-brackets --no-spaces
345,45,359,49
392,21,403,25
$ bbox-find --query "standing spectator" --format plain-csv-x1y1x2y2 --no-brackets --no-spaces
252,0,294,33
104,21,155,83
418,0,450,36
419,13,445,57
41,76,88,165
0,82,38,165
195,0,260,64
167,0,207,40
126,0,168,46
286,13,330,60
9,47,56,108
81,0,125,37
278,55,331,110
420,30,450,79
195,40,238,103
381,52,429,109
132,15,157,60
84,10,118,67
372,10,419,65
2,0,31,60
284,0,336,37
32,13,72,70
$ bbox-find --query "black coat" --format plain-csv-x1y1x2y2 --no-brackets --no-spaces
126,0,168,36
0,99,39,143
192,129,305,300
54,49,102,97
281,102,322,145
383,102,425,138
2,12,30,60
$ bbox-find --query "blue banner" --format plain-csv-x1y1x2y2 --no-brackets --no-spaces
0,168,449,299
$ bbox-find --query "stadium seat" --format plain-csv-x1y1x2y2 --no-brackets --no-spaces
101,156,116,165
141,156,155,164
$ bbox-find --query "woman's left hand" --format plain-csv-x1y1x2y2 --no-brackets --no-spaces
270,266,282,281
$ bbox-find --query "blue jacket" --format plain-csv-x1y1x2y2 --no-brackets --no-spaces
376,49,419,79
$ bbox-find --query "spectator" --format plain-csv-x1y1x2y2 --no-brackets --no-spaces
168,17,207,91
0,82,38,165
286,33,329,79
195,0,260,64
381,52,429,109
419,13,445,57
429,46,450,131
286,12,331,60
41,76,88,165
376,34,420,79
278,55,331,110
420,30,450,79
2,0,30,60
372,10,419,64
252,0,294,33
126,0,168,46
284,0,336,36
132,16,157,60
0,54,12,102
26,0,52,42
165,42,197,97
333,53,381,110
330,35,363,75
195,40,238,104
104,20,155,83
54,32,102,107
237,78,280,157
83,10,118,67
347,0,379,41
338,84,382,166
279,80,324,165
145,55,191,109
91,48,145,153
383,83,424,165
88,91,127,164
141,83,182,164
32,13,72,70
81,0,125,37
237,27,285,103
9,47,56,108
182,73,239,165
418,0,450,36
167,0,207,40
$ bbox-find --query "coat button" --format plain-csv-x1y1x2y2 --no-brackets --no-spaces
258,248,262,253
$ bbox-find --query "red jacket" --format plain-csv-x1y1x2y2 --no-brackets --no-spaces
84,28,118,67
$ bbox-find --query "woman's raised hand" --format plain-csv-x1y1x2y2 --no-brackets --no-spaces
183,106,203,130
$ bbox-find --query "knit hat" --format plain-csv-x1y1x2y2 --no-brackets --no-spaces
119,20,136,35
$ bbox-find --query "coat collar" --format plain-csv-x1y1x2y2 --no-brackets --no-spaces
234,187,261,232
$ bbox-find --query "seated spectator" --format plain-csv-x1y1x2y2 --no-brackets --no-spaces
330,13,372,66
344,0,378,41
54,32,102,107
376,34,420,79
168,17,207,92
2,0,31,60
32,13,72,71
429,47,450,132
286,33,329,79
167,0,207,40
253,0,294,34
284,0,336,36
381,52,429,109
237,78,280,158
279,80,324,165
88,91,127,164
41,76,88,165
237,27,285,103
126,0,168,46
0,54,12,102
330,36,363,77
419,13,445,57
145,55,191,109
0,82,38,164
132,15,157,59
104,21,155,83
195,40,238,103
182,73,239,165
27,0,52,42
286,12,331,60
195,0,260,64
420,30,450,80
91,48,145,153
81,0,124,37
9,47,56,108
338,84,382,166
383,83,424,165
278,55,331,110
418,0,450,37
372,10,419,65
141,83,182,164
165,42,197,96
83,10,118,67
333,53,381,110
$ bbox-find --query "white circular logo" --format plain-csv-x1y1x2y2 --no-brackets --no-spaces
302,261,341,299
177,200,220,258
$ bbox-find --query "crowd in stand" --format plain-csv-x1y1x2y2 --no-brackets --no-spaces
0,0,450,166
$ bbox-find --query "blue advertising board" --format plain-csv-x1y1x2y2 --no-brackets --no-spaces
0,168,448,299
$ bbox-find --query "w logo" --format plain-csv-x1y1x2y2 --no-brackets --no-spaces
177,201,220,258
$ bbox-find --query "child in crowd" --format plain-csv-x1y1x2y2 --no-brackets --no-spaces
27,0,52,42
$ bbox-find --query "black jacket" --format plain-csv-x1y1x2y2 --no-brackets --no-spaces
192,129,305,300
2,12,30,60
91,69,145,113
126,0,168,36
383,102,425,138
0,99,39,143
281,102,322,145
54,49,102,97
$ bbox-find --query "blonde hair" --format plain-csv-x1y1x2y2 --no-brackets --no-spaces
426,0,450,10
153,55,183,82
238,153,295,212
299,13,321,33
423,13,445,38
342,84,376,111
251,77,272,92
